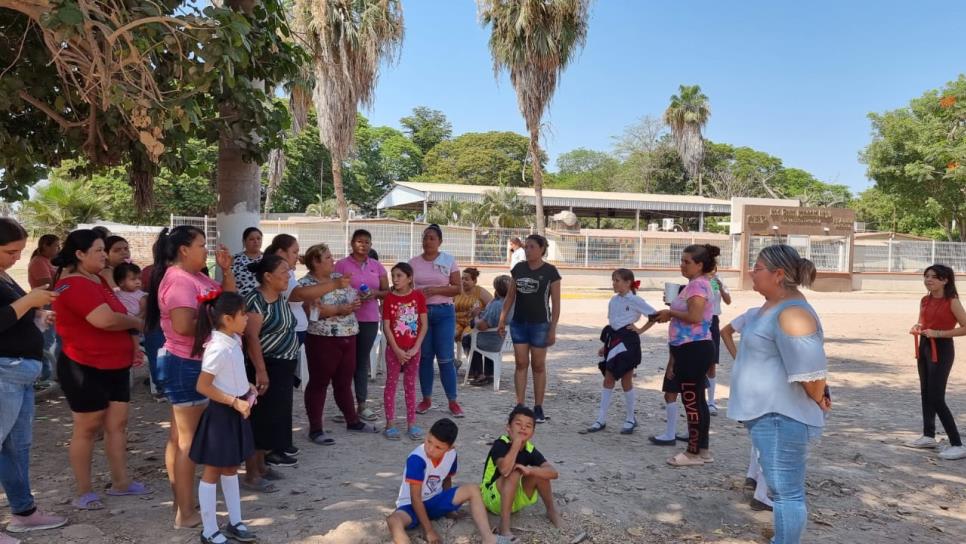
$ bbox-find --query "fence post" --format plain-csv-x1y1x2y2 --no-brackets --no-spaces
931,240,936,264
471,225,477,265
344,221,350,258
638,231,643,268
409,222,415,259
584,235,590,268
887,240,893,273
169,214,174,229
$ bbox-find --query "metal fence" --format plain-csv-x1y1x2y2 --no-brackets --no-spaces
162,216,966,273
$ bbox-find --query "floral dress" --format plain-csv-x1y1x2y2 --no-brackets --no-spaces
299,272,359,338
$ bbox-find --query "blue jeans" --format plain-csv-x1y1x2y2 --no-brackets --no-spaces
144,328,166,390
0,357,42,514
745,413,821,544
419,304,458,401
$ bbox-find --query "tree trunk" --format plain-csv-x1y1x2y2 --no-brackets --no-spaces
529,128,545,235
216,125,261,254
332,157,348,222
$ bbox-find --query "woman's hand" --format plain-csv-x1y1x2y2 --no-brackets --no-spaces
24,286,58,309
909,323,923,335
497,319,506,338
546,326,556,347
921,329,942,338
215,244,233,271
255,370,270,395
818,396,832,413
655,309,672,323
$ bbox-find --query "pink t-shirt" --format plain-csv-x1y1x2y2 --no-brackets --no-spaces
334,256,386,323
158,266,219,359
668,276,713,347
409,253,459,306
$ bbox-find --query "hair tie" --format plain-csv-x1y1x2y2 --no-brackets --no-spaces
632,280,641,289
196,289,222,304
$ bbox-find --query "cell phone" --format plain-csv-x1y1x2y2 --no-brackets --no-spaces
54,284,70,293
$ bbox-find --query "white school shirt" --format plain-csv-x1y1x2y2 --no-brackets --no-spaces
395,444,459,508
201,331,250,397
510,247,526,270
709,275,728,316
285,270,308,333
607,292,657,330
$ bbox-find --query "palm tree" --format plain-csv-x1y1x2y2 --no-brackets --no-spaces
663,84,711,195
294,0,404,221
477,0,590,235
473,186,531,228
20,176,107,237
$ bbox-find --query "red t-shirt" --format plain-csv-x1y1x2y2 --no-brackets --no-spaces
382,290,427,351
27,256,56,289
53,275,133,370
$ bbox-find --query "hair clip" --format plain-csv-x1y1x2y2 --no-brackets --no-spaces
196,289,222,304
632,280,641,289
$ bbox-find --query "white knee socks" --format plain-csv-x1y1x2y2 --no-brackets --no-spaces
198,481,222,541
597,387,614,425
655,401,679,440
220,475,242,526
624,388,636,423
707,377,717,407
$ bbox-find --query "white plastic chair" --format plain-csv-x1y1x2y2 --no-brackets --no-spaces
297,342,308,391
370,323,386,379
462,328,511,392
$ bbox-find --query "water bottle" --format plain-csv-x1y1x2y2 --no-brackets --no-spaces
359,283,370,297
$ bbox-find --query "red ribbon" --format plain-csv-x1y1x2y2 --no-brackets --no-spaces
196,289,222,304
632,280,641,289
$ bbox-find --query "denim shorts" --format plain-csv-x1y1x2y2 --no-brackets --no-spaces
510,321,551,348
157,350,208,406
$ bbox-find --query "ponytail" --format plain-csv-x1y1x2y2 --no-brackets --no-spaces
145,226,206,331
191,291,247,357
757,244,816,289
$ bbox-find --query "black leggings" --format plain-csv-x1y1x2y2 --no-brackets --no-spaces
918,339,961,446
670,340,714,454
354,322,380,405
246,357,297,452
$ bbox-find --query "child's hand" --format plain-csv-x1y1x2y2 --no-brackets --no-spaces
394,346,409,363
233,397,251,419
405,347,419,361
514,463,533,476
597,346,605,357
423,527,441,544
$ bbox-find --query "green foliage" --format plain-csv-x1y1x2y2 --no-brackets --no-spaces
862,75,966,240
20,166,108,237
551,149,619,191
850,188,946,239
422,187,531,228
268,114,335,214
305,195,359,217
419,131,544,186
400,107,453,156
664,84,711,181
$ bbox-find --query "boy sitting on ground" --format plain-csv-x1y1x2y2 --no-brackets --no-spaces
387,418,514,544
481,406,561,538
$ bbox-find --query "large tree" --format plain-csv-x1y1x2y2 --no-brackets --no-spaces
418,131,544,185
663,84,711,195
551,148,619,191
294,0,404,221
477,0,590,234
862,75,966,241
400,106,453,157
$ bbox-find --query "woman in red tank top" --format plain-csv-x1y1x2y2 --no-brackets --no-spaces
906,265,966,460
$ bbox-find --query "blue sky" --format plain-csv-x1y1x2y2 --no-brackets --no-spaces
360,0,965,194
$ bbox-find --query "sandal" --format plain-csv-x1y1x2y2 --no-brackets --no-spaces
239,478,278,493
106,480,152,496
408,426,425,441
309,431,335,445
384,427,402,441
578,422,606,434
667,452,706,467
72,491,104,510
358,407,379,421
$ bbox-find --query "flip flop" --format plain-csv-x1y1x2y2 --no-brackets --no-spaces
358,407,379,421
72,492,104,510
384,427,402,441
106,480,152,496
667,452,706,467
310,431,336,445
408,426,425,441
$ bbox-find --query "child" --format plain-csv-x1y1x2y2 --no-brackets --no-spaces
583,268,657,434
383,262,429,441
720,307,773,512
386,418,512,544
113,262,146,318
706,268,731,415
189,291,258,544
481,406,561,539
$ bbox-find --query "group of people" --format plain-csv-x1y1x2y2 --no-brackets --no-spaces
1,216,964,544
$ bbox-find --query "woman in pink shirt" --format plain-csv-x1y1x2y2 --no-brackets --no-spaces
334,229,389,421
409,224,463,418
145,226,235,529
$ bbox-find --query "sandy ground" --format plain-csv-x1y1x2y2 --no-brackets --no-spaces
3,288,966,544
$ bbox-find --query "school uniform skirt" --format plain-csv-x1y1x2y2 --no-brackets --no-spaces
598,325,642,379
189,400,255,468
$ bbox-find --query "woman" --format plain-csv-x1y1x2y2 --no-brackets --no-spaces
27,234,59,289
464,275,509,387
728,245,831,544
301,243,377,445
242,255,302,482
146,226,235,528
906,264,966,460
100,236,131,288
52,230,149,510
455,268,493,382
498,234,561,424
232,227,263,296
0,218,68,539
335,229,389,422
409,225,463,417
653,244,718,466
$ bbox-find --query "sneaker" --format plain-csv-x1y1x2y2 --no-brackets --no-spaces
904,435,938,449
264,452,298,468
533,405,548,424
448,400,464,418
6,510,68,533
416,398,432,414
938,445,966,460
280,445,300,457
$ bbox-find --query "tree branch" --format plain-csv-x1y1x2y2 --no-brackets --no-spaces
17,90,86,129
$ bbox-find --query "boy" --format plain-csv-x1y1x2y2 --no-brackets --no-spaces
387,418,513,544
481,406,561,538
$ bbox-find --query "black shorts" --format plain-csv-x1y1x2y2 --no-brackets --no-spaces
57,352,130,413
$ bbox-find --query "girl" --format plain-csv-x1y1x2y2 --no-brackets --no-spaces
906,264,966,460
706,268,731,415
582,269,657,435
189,291,257,544
382,263,429,441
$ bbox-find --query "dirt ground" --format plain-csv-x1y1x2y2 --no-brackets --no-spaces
3,289,965,543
